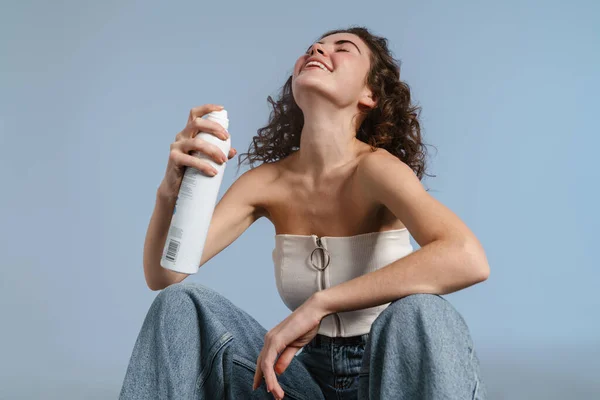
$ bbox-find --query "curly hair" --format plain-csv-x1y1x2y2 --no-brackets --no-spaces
235,25,436,184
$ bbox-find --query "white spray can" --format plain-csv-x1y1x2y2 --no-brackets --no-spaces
160,109,231,274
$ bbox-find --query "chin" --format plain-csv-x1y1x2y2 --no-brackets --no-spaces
295,91,340,111
293,79,338,103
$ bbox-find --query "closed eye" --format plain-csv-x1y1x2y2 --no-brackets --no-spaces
305,47,351,55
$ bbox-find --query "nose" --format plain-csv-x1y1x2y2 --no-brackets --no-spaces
309,43,326,56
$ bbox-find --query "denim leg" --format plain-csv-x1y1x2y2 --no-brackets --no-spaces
119,282,324,400
358,294,488,400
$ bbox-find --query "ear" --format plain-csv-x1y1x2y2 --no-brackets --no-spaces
358,87,377,110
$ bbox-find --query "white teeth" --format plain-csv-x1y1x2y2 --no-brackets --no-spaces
304,61,330,71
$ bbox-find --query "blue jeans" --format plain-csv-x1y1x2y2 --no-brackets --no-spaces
119,282,487,399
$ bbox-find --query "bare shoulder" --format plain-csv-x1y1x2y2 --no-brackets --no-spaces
357,147,415,179
241,160,282,188
238,160,279,182
356,147,486,251
356,147,423,204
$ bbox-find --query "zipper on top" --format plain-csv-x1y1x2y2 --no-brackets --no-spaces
312,234,341,337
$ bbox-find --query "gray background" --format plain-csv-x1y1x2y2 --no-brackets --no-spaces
1,0,598,398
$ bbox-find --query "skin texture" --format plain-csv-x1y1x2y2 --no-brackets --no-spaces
289,32,377,182
253,32,378,398
251,33,490,399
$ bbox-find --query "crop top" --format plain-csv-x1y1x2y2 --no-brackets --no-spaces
272,228,414,337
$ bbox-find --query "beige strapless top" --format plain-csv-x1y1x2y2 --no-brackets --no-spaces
272,228,414,337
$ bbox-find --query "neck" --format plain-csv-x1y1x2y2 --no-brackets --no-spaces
293,101,364,180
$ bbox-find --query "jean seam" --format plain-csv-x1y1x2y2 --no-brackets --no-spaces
194,332,234,393
472,377,480,400
469,344,480,400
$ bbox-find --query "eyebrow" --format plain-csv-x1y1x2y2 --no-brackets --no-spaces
306,39,362,54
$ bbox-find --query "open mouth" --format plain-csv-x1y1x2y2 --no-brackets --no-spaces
302,60,332,73
305,65,327,71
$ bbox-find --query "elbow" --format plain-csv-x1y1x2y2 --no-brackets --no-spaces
473,253,490,282
145,271,167,291
146,277,164,291
144,260,190,291
474,250,491,281
147,274,186,292
461,240,490,282
477,263,490,282
147,282,164,292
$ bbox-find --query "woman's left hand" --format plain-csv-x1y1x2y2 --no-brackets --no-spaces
252,295,327,399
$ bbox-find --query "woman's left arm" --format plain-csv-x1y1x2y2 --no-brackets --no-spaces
312,151,490,318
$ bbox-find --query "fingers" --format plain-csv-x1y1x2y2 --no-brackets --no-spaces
228,147,237,159
187,104,224,125
180,104,229,140
179,138,227,165
252,350,286,399
261,345,285,399
169,151,219,177
252,354,263,391
274,346,297,376
183,115,229,140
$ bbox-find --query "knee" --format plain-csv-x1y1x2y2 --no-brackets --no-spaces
372,293,469,335
152,282,211,316
157,282,210,301
156,282,190,303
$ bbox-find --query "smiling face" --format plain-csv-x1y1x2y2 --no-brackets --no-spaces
291,32,376,112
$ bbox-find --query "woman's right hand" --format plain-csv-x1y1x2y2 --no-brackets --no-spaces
160,104,237,197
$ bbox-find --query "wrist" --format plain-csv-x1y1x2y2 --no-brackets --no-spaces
309,291,332,321
157,181,177,203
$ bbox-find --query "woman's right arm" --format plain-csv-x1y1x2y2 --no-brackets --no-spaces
144,165,268,291
142,104,243,291
143,187,185,291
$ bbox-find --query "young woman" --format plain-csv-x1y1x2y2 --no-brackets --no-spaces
120,26,490,400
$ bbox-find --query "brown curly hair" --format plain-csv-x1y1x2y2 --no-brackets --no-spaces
235,25,436,184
